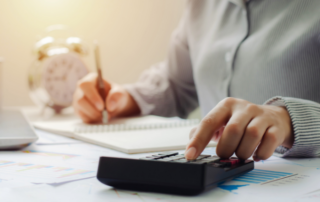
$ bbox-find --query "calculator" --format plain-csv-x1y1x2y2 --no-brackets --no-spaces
97,152,254,195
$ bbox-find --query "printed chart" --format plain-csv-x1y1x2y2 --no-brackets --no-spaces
232,169,294,184
0,150,97,184
218,166,316,198
22,150,79,160
0,160,95,184
218,169,295,192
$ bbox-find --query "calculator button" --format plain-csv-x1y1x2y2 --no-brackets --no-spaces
201,159,219,163
190,160,208,164
145,156,155,158
205,156,220,160
196,155,211,160
212,159,241,167
157,158,172,162
173,159,190,163
220,159,241,165
163,157,178,160
199,155,212,158
212,162,228,168
146,156,162,159
139,158,155,160
151,155,164,158
168,156,184,161
157,152,179,156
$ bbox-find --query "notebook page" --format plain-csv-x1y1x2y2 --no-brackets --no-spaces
32,115,217,153
75,126,217,154
33,115,195,135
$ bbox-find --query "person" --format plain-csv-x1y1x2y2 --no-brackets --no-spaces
73,0,320,161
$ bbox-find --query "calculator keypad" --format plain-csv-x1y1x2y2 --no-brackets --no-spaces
139,153,242,167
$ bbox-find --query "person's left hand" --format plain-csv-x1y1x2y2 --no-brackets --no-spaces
185,98,294,161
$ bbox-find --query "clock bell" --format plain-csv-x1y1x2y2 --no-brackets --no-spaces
28,25,89,113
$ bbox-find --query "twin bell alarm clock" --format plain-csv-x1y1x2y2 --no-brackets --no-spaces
28,25,89,113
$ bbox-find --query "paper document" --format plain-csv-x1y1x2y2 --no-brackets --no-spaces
0,150,96,184
4,156,320,202
201,147,320,199
2,133,320,202
35,129,82,145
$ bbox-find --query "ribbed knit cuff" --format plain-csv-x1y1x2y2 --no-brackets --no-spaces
265,96,320,158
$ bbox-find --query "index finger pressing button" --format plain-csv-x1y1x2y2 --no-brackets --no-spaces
186,105,232,160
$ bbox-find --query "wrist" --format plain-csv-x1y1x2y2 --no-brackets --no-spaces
279,106,294,149
106,84,140,119
122,90,141,117
282,132,294,149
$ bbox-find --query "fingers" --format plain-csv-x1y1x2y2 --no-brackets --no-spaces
76,110,92,124
216,111,254,159
73,72,140,123
80,83,104,111
73,86,102,123
235,117,269,160
73,90,97,124
185,98,234,160
254,127,281,161
185,98,292,161
189,127,198,140
212,126,225,142
76,96,102,122
73,72,113,123
78,73,105,111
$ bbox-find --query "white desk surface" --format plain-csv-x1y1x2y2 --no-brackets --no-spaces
1,129,320,201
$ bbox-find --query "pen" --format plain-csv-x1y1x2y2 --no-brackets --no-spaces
94,43,108,124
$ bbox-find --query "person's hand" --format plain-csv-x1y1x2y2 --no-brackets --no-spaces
185,98,294,161
73,73,140,123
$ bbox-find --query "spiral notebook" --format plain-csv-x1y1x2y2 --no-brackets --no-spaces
33,115,217,154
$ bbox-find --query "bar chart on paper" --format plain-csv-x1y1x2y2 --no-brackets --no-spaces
22,150,78,160
0,150,97,184
219,168,311,194
232,169,294,185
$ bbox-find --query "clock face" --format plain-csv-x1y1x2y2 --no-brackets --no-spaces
43,53,88,107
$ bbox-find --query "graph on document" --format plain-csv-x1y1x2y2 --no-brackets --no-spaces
219,169,310,192
0,151,97,184
22,150,79,160
232,169,295,185
21,150,99,168
0,160,95,184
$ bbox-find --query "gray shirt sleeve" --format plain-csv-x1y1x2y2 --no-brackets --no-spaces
123,9,198,118
265,96,320,158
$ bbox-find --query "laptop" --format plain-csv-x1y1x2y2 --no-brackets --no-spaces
0,58,38,149
0,110,38,149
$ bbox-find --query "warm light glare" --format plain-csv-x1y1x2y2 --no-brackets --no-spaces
35,36,54,48
47,48,69,56
66,37,81,44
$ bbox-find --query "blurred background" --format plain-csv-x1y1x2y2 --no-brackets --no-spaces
0,0,200,118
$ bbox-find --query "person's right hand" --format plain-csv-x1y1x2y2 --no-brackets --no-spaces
73,73,141,123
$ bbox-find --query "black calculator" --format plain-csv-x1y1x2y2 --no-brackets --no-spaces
97,152,254,195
